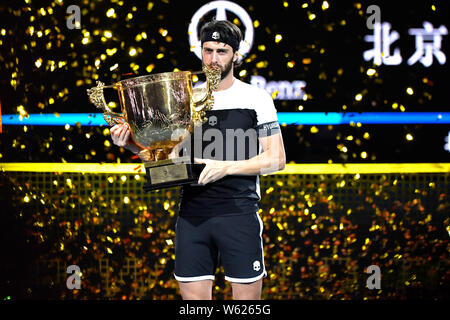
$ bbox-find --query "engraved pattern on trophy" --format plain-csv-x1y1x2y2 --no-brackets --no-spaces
117,72,193,155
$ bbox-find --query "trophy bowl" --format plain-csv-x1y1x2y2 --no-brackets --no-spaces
87,65,221,192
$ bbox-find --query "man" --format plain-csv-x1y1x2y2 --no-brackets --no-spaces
110,19,286,300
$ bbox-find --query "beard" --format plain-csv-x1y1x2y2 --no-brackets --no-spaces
203,56,233,80
218,57,233,80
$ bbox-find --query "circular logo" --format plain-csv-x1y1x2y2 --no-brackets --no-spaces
188,0,254,63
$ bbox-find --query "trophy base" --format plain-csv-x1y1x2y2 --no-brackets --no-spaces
143,157,205,192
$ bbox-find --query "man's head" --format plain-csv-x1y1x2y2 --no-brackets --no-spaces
200,19,243,80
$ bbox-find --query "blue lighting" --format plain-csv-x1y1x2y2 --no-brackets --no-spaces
277,112,450,125
2,112,450,126
1,113,107,126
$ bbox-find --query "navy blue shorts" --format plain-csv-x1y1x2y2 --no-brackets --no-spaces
174,213,267,283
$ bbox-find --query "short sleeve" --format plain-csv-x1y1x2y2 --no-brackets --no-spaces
254,88,281,137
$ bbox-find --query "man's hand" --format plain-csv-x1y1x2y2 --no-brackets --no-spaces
168,133,191,159
110,124,140,154
168,144,181,159
194,157,231,185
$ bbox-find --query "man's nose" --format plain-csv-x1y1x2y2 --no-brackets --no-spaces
211,51,219,64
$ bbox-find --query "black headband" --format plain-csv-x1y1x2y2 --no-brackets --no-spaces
201,30,240,52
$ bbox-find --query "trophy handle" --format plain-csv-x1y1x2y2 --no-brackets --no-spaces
191,65,221,123
86,81,125,126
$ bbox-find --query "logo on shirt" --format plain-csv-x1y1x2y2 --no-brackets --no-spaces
208,115,218,126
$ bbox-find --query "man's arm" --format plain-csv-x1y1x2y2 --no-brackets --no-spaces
195,132,286,185
227,132,286,175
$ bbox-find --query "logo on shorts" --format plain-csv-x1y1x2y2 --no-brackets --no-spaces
253,260,261,272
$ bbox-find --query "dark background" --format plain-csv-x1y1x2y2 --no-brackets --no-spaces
0,0,449,163
0,0,449,301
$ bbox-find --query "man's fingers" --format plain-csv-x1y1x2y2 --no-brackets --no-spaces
117,127,125,141
110,124,123,134
195,157,211,165
121,130,130,144
118,125,129,142
110,124,130,147
198,166,208,185
169,147,181,159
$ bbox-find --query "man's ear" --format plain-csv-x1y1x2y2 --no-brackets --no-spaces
233,51,239,63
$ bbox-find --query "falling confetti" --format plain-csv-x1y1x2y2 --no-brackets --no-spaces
0,0,449,300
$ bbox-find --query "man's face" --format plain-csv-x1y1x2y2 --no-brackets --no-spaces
202,41,237,80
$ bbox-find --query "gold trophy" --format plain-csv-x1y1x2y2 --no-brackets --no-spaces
87,65,221,192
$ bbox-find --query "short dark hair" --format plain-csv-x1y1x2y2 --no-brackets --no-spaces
200,19,243,66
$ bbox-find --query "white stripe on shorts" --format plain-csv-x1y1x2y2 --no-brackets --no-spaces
225,212,267,283
174,274,215,282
